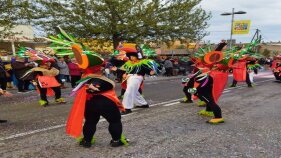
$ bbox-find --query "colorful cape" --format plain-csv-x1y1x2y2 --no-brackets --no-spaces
66,76,124,138
210,71,228,103
232,61,246,82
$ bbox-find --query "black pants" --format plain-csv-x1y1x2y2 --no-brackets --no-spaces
183,86,192,101
232,72,252,86
183,80,194,101
37,86,61,102
70,75,81,88
274,72,281,80
116,69,125,82
83,95,122,142
17,79,30,91
0,77,7,90
196,85,222,118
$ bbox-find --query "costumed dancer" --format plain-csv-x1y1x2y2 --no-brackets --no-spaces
229,40,262,87
180,41,227,105
17,48,66,106
230,58,253,88
66,44,128,148
30,59,66,106
189,69,227,124
47,27,128,148
271,55,281,81
109,50,143,99
189,48,230,124
117,43,157,115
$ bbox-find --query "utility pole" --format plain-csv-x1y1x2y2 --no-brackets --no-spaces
251,29,261,42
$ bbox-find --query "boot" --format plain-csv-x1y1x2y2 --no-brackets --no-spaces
196,100,206,107
110,134,129,147
180,97,193,103
135,104,149,108
78,137,95,148
198,110,214,117
55,98,66,104
39,100,48,107
121,109,132,115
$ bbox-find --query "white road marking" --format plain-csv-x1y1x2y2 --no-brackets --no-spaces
163,102,180,107
223,90,231,93
0,100,179,141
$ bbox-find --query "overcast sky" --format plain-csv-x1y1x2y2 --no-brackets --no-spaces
199,0,281,43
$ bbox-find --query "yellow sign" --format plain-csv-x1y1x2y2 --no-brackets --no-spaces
232,20,251,34
187,43,197,49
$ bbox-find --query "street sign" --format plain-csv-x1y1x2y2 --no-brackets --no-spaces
232,20,251,34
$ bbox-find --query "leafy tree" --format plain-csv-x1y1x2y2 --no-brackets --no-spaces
0,0,29,38
26,0,211,48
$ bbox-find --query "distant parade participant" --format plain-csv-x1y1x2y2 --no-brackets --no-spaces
271,56,281,81
117,44,157,115
29,59,66,106
66,44,128,148
230,58,260,87
229,40,262,88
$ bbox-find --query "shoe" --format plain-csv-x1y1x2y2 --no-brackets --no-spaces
55,98,66,104
196,101,206,107
206,118,224,124
110,134,129,147
135,104,149,108
248,85,253,88
79,138,92,148
0,120,7,123
39,100,49,107
121,109,132,115
198,110,214,117
110,140,125,147
229,84,236,87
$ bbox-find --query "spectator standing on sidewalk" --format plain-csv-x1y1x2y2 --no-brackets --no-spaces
57,56,70,89
164,57,173,76
68,58,82,88
0,60,7,93
11,56,34,93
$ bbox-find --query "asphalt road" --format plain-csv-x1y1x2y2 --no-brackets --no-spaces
0,70,280,158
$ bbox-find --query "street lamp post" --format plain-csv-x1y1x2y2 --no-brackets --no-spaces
221,8,246,48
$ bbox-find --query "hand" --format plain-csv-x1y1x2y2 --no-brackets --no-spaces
188,88,197,94
150,71,155,75
88,84,100,92
29,63,35,67
111,66,117,71
31,80,38,86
